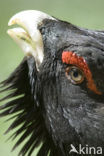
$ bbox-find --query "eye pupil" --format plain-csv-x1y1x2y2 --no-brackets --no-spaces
73,71,79,78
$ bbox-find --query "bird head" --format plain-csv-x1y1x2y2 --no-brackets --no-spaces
1,10,104,156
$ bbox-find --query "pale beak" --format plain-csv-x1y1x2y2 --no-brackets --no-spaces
7,10,56,70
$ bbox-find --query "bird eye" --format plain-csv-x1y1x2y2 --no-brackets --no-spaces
65,66,84,84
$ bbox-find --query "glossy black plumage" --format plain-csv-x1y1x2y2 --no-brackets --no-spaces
1,17,104,156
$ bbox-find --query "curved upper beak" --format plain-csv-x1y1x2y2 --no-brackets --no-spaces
7,10,56,69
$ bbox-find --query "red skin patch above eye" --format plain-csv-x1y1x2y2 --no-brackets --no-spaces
62,51,102,95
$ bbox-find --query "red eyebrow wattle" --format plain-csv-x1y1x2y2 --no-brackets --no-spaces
62,51,102,95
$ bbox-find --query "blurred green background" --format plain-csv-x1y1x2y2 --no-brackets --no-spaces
0,0,104,155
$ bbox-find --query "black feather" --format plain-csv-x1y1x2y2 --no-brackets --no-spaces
0,56,62,156
1,16,104,156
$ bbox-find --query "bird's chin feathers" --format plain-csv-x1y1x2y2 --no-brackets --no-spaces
0,56,62,156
